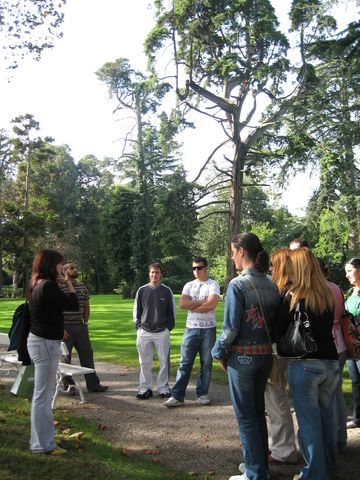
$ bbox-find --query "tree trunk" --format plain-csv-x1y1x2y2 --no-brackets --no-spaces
131,98,151,294
341,81,358,255
226,141,247,287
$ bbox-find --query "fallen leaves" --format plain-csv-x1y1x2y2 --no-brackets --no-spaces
69,431,85,439
122,447,161,458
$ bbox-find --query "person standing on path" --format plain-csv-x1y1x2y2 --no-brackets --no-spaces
344,258,360,429
265,248,300,466
212,233,280,480
60,262,108,393
134,262,176,399
164,256,220,407
27,249,79,456
275,248,339,480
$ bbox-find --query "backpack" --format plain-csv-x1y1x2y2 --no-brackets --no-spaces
341,311,360,360
8,303,31,365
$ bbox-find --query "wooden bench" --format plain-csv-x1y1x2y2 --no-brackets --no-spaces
0,333,95,407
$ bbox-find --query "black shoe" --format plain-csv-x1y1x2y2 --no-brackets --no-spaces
88,385,108,393
136,389,153,400
68,386,77,397
159,392,171,398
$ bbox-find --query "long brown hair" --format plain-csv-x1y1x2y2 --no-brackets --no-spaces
287,248,334,313
29,249,64,297
271,248,291,290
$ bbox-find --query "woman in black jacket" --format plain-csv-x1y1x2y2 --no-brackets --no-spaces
274,248,339,480
27,249,79,455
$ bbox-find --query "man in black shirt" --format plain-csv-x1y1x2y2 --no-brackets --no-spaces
133,262,175,399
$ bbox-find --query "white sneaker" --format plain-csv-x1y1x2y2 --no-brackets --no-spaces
229,475,248,480
238,464,269,480
196,394,210,405
163,396,184,407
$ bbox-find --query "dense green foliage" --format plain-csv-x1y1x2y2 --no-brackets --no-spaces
0,1,359,295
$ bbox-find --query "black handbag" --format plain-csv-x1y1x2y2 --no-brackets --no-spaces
277,301,318,358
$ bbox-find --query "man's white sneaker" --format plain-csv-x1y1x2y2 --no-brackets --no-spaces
229,475,248,480
196,395,211,405
163,397,184,407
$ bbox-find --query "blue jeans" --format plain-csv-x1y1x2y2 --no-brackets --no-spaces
27,333,62,453
288,359,340,480
333,352,347,447
347,359,360,425
171,327,216,401
227,353,272,480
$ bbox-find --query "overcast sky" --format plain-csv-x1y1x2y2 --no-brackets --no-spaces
0,0,357,215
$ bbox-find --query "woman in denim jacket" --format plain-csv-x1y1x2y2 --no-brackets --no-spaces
212,232,280,480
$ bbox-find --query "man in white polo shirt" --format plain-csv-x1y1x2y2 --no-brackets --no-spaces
164,256,220,407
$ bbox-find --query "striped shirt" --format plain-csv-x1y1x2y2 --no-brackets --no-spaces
60,282,89,325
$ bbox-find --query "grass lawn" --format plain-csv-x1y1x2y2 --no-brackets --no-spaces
0,294,352,393
0,294,227,383
0,386,194,480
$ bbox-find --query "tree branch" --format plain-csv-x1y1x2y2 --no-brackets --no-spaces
188,80,236,114
191,139,230,183
199,209,230,220
214,164,233,178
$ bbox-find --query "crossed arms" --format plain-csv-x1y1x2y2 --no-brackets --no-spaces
179,294,219,313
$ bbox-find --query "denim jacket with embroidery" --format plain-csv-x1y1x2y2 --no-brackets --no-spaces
212,268,281,360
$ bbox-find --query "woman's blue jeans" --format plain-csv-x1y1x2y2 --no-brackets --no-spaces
347,359,360,425
27,333,62,453
288,359,340,480
171,327,216,401
227,352,272,480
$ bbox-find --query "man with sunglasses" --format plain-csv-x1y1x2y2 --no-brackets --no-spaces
164,257,220,407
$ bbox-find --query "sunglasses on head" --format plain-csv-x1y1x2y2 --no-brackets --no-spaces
192,266,205,271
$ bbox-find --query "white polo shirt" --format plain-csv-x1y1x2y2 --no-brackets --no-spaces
182,278,220,329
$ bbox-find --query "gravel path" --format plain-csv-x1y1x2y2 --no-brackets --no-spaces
53,360,360,480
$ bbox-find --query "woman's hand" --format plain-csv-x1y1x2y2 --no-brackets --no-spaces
58,273,76,293
57,274,66,285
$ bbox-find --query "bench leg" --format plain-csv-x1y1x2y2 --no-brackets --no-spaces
52,372,62,409
73,377,86,403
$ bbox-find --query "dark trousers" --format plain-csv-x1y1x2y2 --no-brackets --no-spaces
63,323,100,391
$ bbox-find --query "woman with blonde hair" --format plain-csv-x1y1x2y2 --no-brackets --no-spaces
265,248,299,465
275,248,339,480
270,247,291,291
